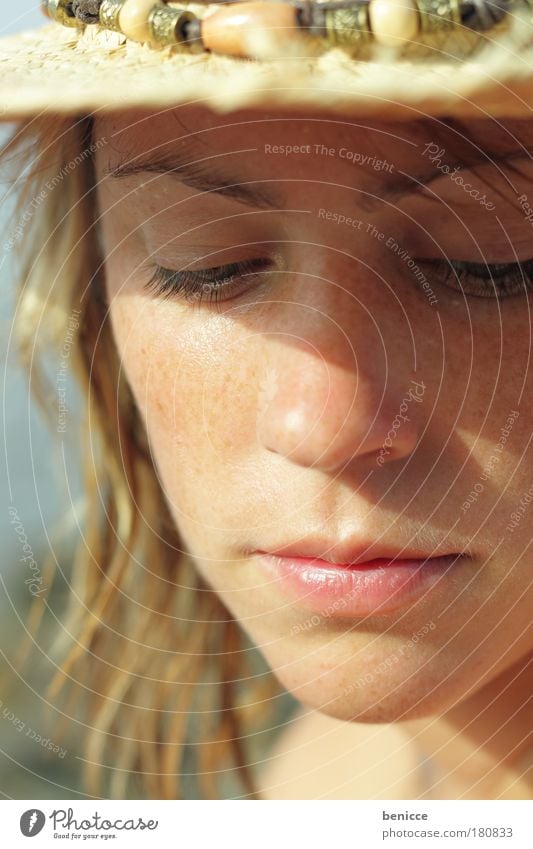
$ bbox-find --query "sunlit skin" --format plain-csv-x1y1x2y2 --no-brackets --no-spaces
93,107,532,798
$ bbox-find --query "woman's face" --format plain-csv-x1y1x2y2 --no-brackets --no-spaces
93,107,532,722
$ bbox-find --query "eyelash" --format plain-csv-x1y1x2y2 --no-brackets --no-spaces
420,258,533,299
142,255,533,306
143,258,270,306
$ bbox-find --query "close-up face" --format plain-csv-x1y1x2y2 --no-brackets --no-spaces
93,107,532,725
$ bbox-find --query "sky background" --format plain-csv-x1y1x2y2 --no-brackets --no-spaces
1,0,78,575
1,1,44,37
0,1,87,799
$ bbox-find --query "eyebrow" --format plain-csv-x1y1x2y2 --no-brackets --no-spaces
103,122,533,212
382,147,533,210
103,150,284,210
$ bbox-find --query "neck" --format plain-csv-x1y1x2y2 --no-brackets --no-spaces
403,651,533,799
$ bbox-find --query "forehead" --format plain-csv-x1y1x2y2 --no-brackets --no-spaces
93,106,533,173
94,104,404,140
93,105,420,163
92,108,533,229
93,109,426,199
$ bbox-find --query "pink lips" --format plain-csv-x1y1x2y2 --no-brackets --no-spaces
254,551,464,617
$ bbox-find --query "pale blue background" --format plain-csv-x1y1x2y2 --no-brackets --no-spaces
0,2,86,799
0,1,44,37
1,1,65,574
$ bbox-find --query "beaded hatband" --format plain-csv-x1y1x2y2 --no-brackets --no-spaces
41,0,527,59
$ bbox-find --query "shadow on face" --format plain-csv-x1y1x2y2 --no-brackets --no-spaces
92,105,533,722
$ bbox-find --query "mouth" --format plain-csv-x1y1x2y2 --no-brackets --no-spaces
253,539,467,617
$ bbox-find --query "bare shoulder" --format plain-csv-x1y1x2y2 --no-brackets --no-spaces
256,706,421,800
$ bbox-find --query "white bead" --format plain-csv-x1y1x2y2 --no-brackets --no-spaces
369,0,420,48
119,0,158,42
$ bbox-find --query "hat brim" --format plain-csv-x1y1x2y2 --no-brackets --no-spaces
2,14,533,121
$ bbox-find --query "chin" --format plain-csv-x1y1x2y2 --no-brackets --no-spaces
282,682,444,724
267,655,466,725
284,680,454,724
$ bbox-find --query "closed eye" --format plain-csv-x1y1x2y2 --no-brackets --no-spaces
142,257,273,306
417,258,533,299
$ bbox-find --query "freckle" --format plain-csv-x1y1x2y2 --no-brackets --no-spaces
154,398,166,417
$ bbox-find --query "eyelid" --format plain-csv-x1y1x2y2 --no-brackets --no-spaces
141,256,273,306
146,241,285,268
417,256,533,299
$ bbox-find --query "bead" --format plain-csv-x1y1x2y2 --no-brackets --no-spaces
201,2,300,58
369,0,420,47
148,4,200,46
417,0,460,34
45,0,83,27
72,0,101,24
119,0,160,42
401,0,489,58
324,6,372,50
99,0,127,31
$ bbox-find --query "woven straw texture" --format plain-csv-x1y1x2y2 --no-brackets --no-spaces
2,7,533,120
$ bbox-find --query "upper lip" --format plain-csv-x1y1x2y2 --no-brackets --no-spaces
255,536,460,566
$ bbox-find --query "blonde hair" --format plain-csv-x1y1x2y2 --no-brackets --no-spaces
1,114,281,800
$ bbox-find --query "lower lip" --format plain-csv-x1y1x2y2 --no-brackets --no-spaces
255,552,465,617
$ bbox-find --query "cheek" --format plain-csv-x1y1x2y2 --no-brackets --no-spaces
437,304,533,535
107,293,261,536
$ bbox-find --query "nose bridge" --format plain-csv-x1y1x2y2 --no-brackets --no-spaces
256,313,421,472
251,179,427,471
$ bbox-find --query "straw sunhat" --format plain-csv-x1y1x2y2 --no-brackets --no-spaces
1,1,533,121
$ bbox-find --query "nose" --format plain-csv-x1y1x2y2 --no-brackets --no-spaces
256,334,422,473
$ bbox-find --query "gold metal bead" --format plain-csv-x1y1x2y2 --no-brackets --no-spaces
99,0,128,32
46,0,83,27
416,0,461,35
323,5,372,51
148,5,199,47
401,0,497,58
